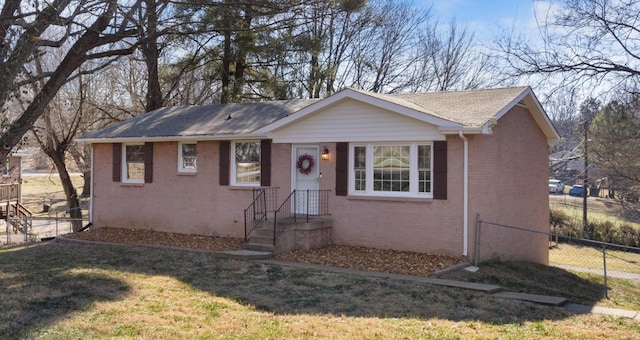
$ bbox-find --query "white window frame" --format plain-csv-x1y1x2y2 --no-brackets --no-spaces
349,142,433,198
122,143,145,184
178,141,197,173
231,140,261,186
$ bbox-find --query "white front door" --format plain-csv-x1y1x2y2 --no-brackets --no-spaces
293,145,320,214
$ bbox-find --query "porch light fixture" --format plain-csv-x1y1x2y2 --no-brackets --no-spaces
321,146,330,160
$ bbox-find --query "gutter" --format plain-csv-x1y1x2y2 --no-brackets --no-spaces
458,131,469,257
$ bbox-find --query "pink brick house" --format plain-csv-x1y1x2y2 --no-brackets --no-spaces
79,87,560,264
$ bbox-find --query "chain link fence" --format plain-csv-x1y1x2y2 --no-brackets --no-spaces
475,216,640,298
1,212,89,246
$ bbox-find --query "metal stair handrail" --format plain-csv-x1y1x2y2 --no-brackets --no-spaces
272,189,331,245
243,187,279,241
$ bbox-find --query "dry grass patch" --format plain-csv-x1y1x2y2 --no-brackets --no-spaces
550,242,640,274
1,242,639,339
20,173,87,215
550,195,640,229
439,260,640,311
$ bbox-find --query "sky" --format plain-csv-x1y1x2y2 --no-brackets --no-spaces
420,0,544,42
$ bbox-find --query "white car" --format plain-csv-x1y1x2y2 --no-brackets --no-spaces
549,179,564,193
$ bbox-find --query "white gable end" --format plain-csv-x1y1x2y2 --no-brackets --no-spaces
269,99,445,143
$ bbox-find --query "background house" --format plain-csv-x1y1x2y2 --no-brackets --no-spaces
79,86,560,264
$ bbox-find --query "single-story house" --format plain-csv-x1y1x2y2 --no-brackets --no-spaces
78,86,560,264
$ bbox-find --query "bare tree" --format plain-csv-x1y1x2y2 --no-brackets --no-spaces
496,0,640,95
0,0,145,161
345,1,427,93
414,19,491,92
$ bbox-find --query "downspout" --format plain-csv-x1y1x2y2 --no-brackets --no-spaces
88,144,94,225
458,131,469,257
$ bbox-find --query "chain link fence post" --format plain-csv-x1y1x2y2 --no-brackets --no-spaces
602,243,609,299
474,214,481,267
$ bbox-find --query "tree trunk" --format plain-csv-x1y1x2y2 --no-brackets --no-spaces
221,29,232,104
81,169,91,198
50,151,83,231
142,0,162,112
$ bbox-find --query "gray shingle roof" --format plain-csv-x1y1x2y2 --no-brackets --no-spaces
79,86,539,142
349,86,530,127
79,99,319,140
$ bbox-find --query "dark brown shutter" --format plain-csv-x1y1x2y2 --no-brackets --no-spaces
260,139,271,187
112,143,121,182
335,142,349,196
219,141,230,186
144,142,153,183
433,140,447,200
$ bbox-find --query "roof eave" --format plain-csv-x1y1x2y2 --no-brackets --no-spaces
440,126,485,135
76,133,269,144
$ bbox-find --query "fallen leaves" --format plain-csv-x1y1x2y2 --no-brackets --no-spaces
65,227,464,277
275,245,464,277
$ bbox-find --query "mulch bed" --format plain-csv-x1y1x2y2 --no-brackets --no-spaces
63,227,465,277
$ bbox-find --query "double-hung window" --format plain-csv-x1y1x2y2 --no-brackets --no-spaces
123,143,145,183
178,142,197,173
350,143,432,197
232,141,260,185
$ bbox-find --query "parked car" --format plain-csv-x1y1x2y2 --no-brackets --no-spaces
568,184,584,197
548,179,564,193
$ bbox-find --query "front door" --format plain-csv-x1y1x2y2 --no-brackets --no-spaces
293,145,320,215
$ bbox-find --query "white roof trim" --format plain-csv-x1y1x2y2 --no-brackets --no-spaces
512,88,561,146
255,88,463,134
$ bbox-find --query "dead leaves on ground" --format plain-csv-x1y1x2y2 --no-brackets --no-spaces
66,227,464,277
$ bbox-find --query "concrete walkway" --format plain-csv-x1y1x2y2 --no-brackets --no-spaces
218,250,640,321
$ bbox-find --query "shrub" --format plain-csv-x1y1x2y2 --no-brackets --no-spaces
618,224,639,247
550,208,640,247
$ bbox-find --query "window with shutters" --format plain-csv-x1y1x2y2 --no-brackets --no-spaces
350,143,432,198
123,143,145,183
232,141,260,186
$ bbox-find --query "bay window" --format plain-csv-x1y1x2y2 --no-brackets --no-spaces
350,143,432,197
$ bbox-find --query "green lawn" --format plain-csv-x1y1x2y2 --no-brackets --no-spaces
1,241,639,339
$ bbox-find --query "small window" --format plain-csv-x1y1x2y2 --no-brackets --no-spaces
232,141,260,185
123,144,145,183
178,142,197,173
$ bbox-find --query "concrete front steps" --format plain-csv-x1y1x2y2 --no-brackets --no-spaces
243,215,333,254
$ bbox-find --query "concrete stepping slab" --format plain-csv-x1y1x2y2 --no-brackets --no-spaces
214,250,272,260
563,303,640,319
422,278,502,293
493,291,567,306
